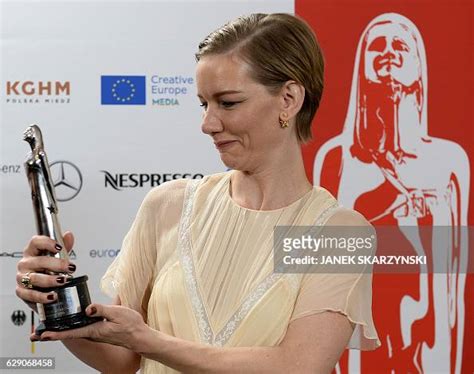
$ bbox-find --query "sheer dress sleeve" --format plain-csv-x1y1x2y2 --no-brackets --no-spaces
100,179,187,318
289,208,381,350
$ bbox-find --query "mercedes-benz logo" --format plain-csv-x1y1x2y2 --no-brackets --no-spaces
50,161,83,201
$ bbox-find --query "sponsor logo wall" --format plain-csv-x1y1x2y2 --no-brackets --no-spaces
0,1,293,373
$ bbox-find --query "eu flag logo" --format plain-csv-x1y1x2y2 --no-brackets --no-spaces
101,76,146,105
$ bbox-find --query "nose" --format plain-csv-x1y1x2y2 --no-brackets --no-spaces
383,38,397,58
201,107,223,135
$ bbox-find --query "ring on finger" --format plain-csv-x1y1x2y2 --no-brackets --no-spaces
20,271,34,289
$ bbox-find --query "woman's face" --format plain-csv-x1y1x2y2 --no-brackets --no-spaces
196,53,286,171
363,22,420,86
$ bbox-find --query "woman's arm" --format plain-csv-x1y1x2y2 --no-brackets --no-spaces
62,338,139,374
61,297,141,374
135,309,353,374
19,232,141,373
40,302,352,374
59,181,187,372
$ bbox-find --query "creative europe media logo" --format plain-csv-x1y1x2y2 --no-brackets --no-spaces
101,75,146,105
150,75,194,106
100,74,194,107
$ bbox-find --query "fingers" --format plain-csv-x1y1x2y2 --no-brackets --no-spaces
16,286,57,304
30,307,105,342
23,235,63,257
17,255,75,274
39,321,105,341
16,256,75,306
16,271,72,289
17,233,76,311
63,231,75,253
85,303,112,320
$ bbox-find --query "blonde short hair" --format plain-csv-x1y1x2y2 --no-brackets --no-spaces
196,13,324,143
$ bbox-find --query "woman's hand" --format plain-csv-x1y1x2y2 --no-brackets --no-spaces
15,232,76,308
33,304,151,352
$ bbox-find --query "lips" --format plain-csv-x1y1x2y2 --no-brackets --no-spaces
374,54,403,71
214,140,237,150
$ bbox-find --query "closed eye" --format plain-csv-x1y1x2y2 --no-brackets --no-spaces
199,100,243,110
392,38,409,52
220,101,242,109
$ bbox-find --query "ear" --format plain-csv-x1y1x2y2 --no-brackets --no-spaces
279,81,305,120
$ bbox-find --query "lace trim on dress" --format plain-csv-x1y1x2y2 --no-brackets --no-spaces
177,178,340,346
314,201,340,226
177,179,214,344
214,271,298,346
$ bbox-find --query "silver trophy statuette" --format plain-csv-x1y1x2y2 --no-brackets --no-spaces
23,124,100,335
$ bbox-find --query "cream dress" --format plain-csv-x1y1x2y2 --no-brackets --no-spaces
101,172,380,373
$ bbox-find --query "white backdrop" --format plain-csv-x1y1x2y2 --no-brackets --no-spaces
0,1,293,373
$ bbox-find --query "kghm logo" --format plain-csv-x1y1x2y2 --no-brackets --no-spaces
7,81,70,95
5,80,71,104
101,75,146,105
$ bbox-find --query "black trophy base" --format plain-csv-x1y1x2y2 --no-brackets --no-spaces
35,312,101,335
35,275,102,336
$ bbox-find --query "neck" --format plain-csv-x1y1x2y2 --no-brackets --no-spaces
355,80,423,159
230,144,312,211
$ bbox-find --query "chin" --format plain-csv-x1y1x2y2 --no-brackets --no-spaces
221,160,238,170
220,156,241,171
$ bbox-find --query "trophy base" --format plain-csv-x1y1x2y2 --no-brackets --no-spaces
35,275,101,336
35,312,101,335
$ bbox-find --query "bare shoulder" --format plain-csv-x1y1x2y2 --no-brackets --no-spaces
325,207,371,227
430,137,468,158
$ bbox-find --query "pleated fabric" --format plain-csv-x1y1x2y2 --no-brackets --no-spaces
101,172,380,373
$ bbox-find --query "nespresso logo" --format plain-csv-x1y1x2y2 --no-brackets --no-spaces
101,170,204,191
6,81,70,95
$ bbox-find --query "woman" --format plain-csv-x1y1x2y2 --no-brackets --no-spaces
16,13,380,373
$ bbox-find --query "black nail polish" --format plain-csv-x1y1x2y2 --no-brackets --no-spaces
55,244,62,251
56,276,65,284
47,293,55,301
68,264,76,272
